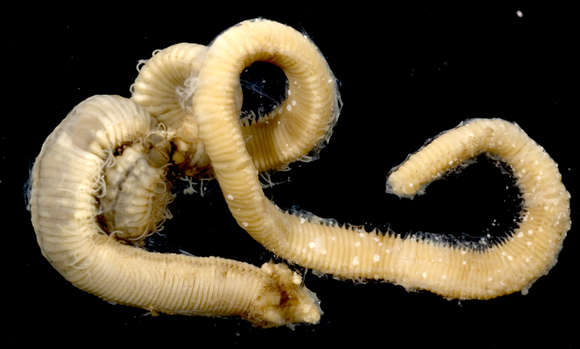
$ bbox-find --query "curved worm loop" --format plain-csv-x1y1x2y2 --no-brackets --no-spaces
194,20,571,300
31,19,571,329
30,95,321,327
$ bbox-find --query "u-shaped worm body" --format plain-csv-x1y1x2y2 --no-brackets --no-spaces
30,95,321,327
30,18,571,327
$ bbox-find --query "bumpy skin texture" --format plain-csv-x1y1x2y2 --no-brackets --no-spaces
384,119,570,298
194,20,571,300
131,43,211,175
30,95,321,327
132,36,339,176
99,134,173,245
30,18,571,328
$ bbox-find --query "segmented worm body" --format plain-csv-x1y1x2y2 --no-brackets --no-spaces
193,20,570,300
30,95,321,327
30,19,571,327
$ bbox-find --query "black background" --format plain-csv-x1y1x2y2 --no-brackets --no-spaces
5,3,578,347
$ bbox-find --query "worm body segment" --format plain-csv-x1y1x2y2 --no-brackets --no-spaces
194,20,571,300
30,95,321,327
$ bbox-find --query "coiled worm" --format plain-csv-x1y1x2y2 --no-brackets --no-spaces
29,19,571,327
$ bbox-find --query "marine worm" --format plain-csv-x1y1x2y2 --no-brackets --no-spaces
30,18,571,328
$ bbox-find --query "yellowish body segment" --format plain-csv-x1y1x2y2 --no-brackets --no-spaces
276,119,570,299
30,18,571,327
30,95,321,327
194,20,570,300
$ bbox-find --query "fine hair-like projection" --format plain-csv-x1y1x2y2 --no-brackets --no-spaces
29,19,571,327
